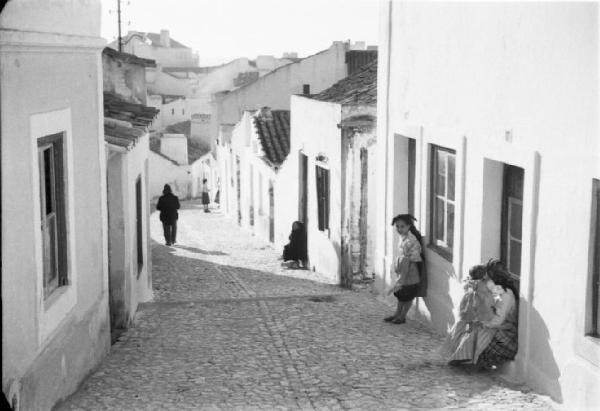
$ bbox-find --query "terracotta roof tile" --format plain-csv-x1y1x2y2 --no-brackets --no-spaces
104,93,159,149
252,108,290,168
104,92,159,129
311,60,377,105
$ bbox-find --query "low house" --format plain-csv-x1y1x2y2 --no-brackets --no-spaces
376,2,599,409
109,29,198,68
227,109,290,243
148,128,214,201
1,1,110,409
275,61,377,285
211,42,377,151
103,92,158,340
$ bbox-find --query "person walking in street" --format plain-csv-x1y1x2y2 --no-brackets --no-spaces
157,184,180,246
201,178,211,213
384,214,426,324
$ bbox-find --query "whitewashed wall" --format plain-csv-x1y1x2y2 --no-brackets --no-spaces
377,2,599,409
276,96,343,283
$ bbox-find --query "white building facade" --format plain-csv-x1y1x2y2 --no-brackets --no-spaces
1,1,110,409
375,2,600,409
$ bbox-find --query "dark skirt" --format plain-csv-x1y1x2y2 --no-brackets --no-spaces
476,326,518,368
202,192,210,205
394,283,420,302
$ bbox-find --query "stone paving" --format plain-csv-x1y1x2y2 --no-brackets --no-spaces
58,201,555,410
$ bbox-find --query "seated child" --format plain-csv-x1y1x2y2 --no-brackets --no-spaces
459,266,496,329
440,264,495,363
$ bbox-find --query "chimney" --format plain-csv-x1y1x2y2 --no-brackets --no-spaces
283,52,298,59
160,29,170,47
350,41,366,50
160,134,188,165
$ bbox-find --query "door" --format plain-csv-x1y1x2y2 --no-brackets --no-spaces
357,148,369,276
236,156,242,225
249,164,255,227
501,165,524,280
269,181,275,243
298,152,308,223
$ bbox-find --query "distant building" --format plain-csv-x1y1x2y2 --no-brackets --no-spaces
210,42,377,152
275,61,377,285
148,122,216,201
1,1,110,409
376,2,599,409
109,29,199,67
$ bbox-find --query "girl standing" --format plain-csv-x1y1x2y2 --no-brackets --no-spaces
201,178,210,213
384,214,425,324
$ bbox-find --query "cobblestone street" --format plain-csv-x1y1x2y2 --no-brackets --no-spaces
58,202,554,410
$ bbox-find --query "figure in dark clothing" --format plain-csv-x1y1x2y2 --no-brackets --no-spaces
282,221,307,268
156,184,180,246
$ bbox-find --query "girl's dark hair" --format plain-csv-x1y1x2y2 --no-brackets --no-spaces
391,214,423,247
486,258,519,297
203,178,208,183
468,265,487,280
163,184,172,194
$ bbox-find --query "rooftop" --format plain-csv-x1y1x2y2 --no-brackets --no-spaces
311,59,377,106
122,31,188,49
104,93,159,149
252,108,290,168
102,47,156,67
150,121,211,164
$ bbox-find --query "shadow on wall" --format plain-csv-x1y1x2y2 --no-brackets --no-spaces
414,263,457,336
511,299,563,403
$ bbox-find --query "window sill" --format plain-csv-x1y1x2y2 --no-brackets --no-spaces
40,284,76,344
427,244,453,263
575,335,600,367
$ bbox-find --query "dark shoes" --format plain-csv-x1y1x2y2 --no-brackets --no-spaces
383,315,396,322
391,318,406,324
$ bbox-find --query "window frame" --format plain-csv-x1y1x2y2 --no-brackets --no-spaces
38,133,68,299
429,144,456,261
135,175,144,275
315,164,330,232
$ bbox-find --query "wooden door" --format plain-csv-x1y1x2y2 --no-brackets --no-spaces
269,181,275,243
298,152,308,223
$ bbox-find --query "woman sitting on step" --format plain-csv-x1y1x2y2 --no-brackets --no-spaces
282,221,307,269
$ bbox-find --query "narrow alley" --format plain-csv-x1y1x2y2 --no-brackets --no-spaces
57,202,553,410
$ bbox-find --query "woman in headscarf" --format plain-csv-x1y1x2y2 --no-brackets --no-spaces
282,221,307,268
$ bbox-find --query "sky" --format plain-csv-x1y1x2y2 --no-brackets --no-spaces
101,0,380,66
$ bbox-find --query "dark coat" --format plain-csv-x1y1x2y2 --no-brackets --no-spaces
283,224,307,262
156,192,180,223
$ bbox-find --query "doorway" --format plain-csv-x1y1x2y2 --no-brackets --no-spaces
298,152,308,223
236,155,241,225
269,180,275,243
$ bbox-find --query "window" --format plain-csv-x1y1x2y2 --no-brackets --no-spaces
430,145,456,260
38,133,68,298
303,84,310,95
136,176,144,274
316,165,330,231
171,108,175,115
182,108,185,115
501,165,524,277
588,179,600,337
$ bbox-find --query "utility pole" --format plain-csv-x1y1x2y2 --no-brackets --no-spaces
117,0,122,52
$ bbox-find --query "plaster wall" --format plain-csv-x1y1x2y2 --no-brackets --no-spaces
1,4,110,408
211,42,349,147
377,2,600,408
